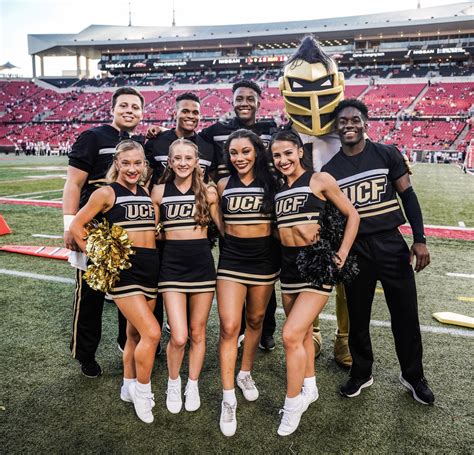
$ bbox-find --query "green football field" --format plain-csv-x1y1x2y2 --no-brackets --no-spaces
0,157,473,454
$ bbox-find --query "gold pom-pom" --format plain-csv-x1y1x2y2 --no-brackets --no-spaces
83,219,134,293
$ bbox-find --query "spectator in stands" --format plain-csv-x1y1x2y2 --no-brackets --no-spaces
62,87,145,378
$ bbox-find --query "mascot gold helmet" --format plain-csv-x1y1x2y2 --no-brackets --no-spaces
279,36,345,137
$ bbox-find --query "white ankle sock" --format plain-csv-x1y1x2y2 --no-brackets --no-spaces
187,378,198,387
123,377,136,386
168,376,181,387
238,370,250,379
284,394,302,410
304,376,317,389
136,381,151,394
223,388,237,404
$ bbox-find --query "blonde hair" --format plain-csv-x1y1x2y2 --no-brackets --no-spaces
106,139,148,183
159,138,210,227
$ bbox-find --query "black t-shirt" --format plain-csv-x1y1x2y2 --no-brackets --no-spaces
321,140,407,235
200,117,276,180
68,124,121,208
144,129,215,185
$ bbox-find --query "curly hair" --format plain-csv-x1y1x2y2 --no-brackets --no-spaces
159,138,210,227
224,129,276,214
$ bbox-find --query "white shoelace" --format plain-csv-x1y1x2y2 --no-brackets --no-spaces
239,375,256,390
167,386,181,402
221,402,237,423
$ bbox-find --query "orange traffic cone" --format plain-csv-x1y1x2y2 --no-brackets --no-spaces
0,214,12,235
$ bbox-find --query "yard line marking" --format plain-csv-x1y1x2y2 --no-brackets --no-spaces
0,268,74,284
458,221,466,228
457,296,474,302
275,309,474,337
2,189,63,198
32,234,63,239
446,273,474,279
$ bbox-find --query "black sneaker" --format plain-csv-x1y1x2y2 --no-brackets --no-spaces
80,360,102,378
340,376,373,397
259,334,276,351
399,374,435,405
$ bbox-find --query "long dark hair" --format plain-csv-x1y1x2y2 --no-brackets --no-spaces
269,129,312,183
224,129,276,214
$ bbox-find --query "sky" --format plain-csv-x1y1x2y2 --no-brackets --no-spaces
0,0,469,77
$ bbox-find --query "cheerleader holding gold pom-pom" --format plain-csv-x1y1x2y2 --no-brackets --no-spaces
151,138,224,415
70,139,161,424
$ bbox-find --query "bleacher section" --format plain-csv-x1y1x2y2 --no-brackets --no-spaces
0,79,473,152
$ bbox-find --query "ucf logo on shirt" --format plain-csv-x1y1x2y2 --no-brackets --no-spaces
339,175,387,208
124,203,155,220
165,201,196,219
226,194,263,213
275,194,308,216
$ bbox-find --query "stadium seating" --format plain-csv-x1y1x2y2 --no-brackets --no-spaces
413,82,473,116
1,78,472,153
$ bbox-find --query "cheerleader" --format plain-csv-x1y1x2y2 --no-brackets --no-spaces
216,129,279,437
70,139,160,424
151,138,224,414
270,130,359,436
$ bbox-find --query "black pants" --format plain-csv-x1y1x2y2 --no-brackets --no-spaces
345,229,424,382
70,269,126,363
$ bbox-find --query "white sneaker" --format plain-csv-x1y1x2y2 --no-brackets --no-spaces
120,383,133,403
237,334,245,348
302,385,319,411
236,373,259,401
219,401,237,437
166,381,183,414
129,382,155,424
184,382,201,412
277,399,305,436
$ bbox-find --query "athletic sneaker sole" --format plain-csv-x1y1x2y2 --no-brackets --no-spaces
399,374,432,405
258,342,276,351
340,377,374,397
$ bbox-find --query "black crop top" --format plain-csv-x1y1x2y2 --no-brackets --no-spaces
221,175,273,225
104,182,155,232
275,171,325,228
159,182,198,231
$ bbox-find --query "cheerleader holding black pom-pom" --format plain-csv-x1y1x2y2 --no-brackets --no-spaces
151,138,224,415
70,140,160,424
270,131,360,436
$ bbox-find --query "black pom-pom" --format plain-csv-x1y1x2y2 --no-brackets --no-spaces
296,202,359,286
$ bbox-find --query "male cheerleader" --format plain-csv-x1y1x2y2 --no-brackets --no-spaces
322,99,434,404
63,87,144,377
145,92,215,185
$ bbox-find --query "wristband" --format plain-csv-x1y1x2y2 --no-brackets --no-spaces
64,214,75,231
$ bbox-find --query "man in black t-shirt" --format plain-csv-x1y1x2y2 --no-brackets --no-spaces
145,92,215,185
199,80,276,182
322,99,434,405
63,87,145,378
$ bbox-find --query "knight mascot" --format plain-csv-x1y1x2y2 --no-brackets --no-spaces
279,35,351,367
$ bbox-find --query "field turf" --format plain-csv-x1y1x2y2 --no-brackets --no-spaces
0,158,473,454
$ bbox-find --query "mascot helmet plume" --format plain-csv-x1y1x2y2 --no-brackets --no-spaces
279,36,345,136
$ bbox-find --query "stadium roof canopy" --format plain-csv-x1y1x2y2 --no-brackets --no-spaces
28,2,473,58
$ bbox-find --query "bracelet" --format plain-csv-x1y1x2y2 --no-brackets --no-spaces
64,214,75,231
